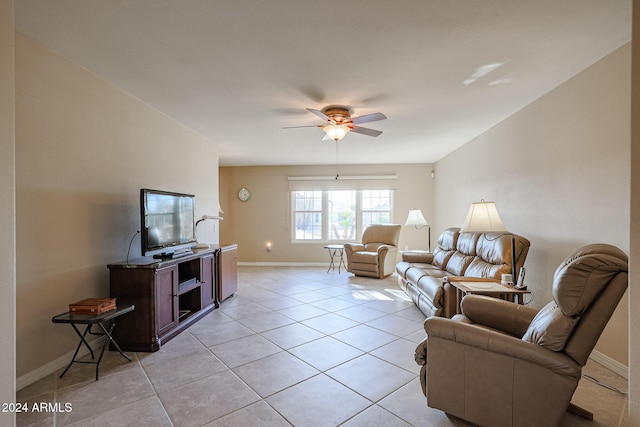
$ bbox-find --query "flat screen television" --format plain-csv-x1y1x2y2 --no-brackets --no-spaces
140,189,196,258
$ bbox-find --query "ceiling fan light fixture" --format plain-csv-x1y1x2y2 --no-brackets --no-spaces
323,124,350,141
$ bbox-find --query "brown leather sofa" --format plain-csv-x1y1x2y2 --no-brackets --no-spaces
414,243,628,427
396,227,530,318
344,224,401,278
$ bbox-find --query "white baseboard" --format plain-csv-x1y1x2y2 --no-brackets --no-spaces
17,344,94,391
590,350,628,379
238,262,328,267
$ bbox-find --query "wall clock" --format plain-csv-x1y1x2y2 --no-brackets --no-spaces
238,187,251,202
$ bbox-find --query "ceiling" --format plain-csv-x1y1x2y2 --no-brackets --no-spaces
15,1,631,167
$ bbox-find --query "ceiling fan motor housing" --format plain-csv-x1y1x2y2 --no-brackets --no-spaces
284,105,385,140
322,106,352,124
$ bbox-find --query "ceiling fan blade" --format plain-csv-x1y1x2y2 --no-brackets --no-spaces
307,108,331,122
274,108,311,116
297,85,326,103
350,126,383,137
351,112,387,125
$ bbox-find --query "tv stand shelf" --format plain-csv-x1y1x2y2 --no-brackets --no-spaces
108,246,225,352
178,278,199,293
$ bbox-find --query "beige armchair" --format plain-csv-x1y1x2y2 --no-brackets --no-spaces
344,224,401,278
415,243,628,427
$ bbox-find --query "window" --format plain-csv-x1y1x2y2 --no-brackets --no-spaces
362,189,391,227
328,191,356,240
293,191,322,240
292,189,394,242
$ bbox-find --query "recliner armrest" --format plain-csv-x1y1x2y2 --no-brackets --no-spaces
425,317,581,378
376,244,395,254
460,295,539,338
415,337,427,366
343,243,365,255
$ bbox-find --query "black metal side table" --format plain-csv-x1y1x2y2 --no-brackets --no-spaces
52,303,134,380
324,244,346,273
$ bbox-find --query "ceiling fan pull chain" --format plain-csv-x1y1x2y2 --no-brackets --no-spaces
335,141,340,180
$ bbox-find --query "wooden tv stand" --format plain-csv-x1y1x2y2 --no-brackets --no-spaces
107,244,236,352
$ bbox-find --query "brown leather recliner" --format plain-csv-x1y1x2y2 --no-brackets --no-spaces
415,243,628,427
344,224,401,278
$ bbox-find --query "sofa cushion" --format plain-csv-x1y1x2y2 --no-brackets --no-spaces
444,232,480,276
438,227,459,250
395,261,414,279
406,263,447,280
415,263,448,275
476,233,513,263
431,228,459,269
401,263,443,274
446,252,475,276
350,251,378,265
522,302,578,351
464,257,509,279
432,247,454,269
362,224,402,246
456,232,480,256
364,243,385,251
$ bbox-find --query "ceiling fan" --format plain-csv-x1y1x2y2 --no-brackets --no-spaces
284,106,387,142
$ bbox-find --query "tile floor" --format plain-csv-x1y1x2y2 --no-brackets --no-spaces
17,266,628,426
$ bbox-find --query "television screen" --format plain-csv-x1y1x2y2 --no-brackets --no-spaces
140,189,196,257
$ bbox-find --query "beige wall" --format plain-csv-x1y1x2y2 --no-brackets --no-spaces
629,0,639,421
435,44,631,366
0,0,16,422
15,33,220,380
219,164,434,263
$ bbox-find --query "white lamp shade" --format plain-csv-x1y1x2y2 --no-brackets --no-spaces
460,201,507,233
323,124,350,141
405,209,428,227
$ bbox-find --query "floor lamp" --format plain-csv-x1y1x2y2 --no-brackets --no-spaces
193,203,225,249
459,200,517,282
405,209,431,252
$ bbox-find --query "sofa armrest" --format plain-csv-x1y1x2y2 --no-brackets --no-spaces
425,317,581,378
402,251,434,264
460,295,539,338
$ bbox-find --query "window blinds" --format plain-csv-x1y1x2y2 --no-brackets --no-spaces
287,175,397,191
